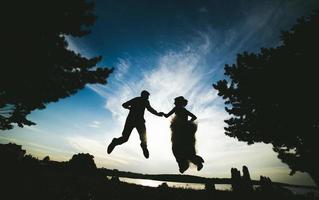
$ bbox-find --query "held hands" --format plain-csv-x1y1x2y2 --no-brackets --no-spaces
158,112,169,118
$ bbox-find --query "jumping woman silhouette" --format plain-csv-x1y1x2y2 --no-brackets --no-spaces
164,96,204,173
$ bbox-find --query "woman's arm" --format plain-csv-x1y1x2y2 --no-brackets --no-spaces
187,110,197,121
164,107,176,118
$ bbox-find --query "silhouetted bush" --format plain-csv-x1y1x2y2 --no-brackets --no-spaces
68,153,97,174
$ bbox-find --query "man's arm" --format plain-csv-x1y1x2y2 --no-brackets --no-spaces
146,101,163,116
122,98,135,109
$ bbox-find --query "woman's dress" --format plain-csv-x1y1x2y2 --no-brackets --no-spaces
170,107,198,168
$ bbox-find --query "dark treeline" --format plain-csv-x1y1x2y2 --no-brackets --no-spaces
100,167,318,189
214,11,319,185
1,143,317,200
1,0,113,130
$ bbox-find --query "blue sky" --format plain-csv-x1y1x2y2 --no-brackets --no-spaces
1,0,319,186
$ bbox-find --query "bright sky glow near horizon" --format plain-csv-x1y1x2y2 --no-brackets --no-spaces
1,0,319,186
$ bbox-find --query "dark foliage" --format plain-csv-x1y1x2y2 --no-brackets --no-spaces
69,153,97,174
1,0,113,130
1,143,316,200
213,12,319,185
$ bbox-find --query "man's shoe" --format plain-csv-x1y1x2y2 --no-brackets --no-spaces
107,139,116,154
197,162,203,171
141,146,149,158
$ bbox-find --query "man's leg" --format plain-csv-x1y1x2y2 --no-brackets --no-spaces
136,123,149,158
107,121,134,154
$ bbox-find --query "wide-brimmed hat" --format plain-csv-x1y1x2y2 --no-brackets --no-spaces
174,96,188,106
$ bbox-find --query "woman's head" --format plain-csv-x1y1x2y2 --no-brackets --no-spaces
174,96,188,107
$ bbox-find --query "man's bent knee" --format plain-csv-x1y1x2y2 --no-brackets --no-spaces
116,136,129,144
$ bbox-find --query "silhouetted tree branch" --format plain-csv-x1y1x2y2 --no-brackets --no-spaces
1,0,113,130
213,12,319,185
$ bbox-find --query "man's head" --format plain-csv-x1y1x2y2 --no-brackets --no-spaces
141,90,150,100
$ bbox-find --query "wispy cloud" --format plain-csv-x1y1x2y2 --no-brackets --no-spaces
66,135,141,169
0,135,73,161
114,58,130,81
65,36,95,57
84,35,287,178
88,121,101,128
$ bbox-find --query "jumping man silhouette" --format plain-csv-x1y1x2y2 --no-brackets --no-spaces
107,90,163,158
